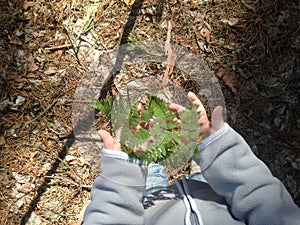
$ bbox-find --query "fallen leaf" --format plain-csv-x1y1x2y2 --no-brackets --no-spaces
12,172,31,184
44,66,57,75
216,68,237,94
23,1,35,10
28,60,39,72
200,27,211,43
9,36,22,45
16,199,24,209
42,163,52,172
123,0,135,6
66,155,77,165
15,96,26,106
0,136,5,146
29,165,43,176
223,73,237,94
221,18,239,26
66,155,76,162
16,183,35,193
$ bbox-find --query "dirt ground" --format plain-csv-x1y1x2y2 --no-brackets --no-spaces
0,0,299,224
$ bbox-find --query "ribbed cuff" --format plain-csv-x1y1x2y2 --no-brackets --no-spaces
198,123,230,151
100,150,147,187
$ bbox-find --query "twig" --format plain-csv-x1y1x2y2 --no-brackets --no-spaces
64,27,81,63
25,98,58,126
240,0,256,11
44,44,72,51
163,21,176,85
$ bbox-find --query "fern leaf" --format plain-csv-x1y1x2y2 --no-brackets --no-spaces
93,93,202,165
92,98,113,118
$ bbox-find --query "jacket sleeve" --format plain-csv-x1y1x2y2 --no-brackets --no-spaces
195,123,300,225
83,149,148,225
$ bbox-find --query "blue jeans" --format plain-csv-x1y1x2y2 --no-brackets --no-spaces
144,162,169,196
144,163,207,196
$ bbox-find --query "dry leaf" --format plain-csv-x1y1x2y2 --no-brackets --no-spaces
12,172,31,184
216,68,237,94
29,165,43,176
0,136,5,146
23,1,35,10
221,18,239,26
15,96,26,106
200,27,211,43
223,73,237,94
241,0,256,11
17,183,35,193
123,0,135,6
216,67,226,78
9,36,22,45
44,66,57,75
66,155,77,165
28,60,39,72
66,155,77,162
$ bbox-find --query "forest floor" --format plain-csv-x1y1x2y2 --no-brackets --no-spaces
0,0,299,224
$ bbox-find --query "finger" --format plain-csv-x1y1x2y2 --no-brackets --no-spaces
98,130,122,151
187,92,208,120
211,106,224,131
187,92,201,105
98,130,115,148
114,127,122,140
169,103,186,115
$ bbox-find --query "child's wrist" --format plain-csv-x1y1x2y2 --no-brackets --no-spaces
198,123,230,151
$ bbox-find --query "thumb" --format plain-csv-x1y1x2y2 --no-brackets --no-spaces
211,106,224,132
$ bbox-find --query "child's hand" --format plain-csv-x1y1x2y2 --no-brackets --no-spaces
98,129,122,151
187,92,224,140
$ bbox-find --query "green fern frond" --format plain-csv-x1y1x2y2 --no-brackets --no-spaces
92,97,114,119
92,93,201,164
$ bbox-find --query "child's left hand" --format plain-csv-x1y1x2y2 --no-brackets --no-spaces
98,129,122,151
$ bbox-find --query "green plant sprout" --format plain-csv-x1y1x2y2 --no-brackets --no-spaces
82,3,99,34
127,31,140,43
93,94,201,164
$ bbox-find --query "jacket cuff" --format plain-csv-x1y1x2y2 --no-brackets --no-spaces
101,151,148,187
198,123,230,151
102,148,129,160
194,123,235,172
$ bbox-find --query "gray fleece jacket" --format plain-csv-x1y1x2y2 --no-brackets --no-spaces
83,123,300,225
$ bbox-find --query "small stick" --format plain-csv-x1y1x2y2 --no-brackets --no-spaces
44,44,72,51
25,98,58,126
163,21,176,85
